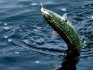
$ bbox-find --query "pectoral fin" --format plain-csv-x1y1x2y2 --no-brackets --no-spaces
62,13,68,21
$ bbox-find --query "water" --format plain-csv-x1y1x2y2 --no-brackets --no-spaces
0,0,93,70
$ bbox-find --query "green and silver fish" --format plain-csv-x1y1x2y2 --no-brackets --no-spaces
40,2,81,50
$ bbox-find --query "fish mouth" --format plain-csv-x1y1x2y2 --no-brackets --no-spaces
40,2,51,16
40,2,65,23
41,8,50,15
40,2,65,26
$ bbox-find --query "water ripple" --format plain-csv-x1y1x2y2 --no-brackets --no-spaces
0,0,93,70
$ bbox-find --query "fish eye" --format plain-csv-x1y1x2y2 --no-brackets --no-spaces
65,20,67,22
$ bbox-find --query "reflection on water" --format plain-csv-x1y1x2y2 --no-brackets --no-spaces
57,48,80,70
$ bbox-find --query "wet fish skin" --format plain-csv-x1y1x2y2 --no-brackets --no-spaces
40,2,81,50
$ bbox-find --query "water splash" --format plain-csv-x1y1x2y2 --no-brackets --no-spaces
0,22,2,24
22,39,29,44
90,15,93,20
33,29,40,32
31,3,38,6
81,6,85,8
35,60,40,64
4,35,8,38
8,39,12,42
4,23,8,26
61,8,67,11
3,27,10,30
14,51,20,55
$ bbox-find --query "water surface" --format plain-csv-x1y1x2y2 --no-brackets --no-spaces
0,0,93,70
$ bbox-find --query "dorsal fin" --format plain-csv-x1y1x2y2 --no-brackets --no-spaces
62,13,68,21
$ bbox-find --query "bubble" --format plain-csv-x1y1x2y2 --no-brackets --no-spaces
3,27,10,30
35,61,40,64
4,35,8,38
4,23,8,26
31,3,38,6
61,8,67,11
8,39,12,42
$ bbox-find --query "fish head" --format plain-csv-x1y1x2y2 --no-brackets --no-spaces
40,2,68,27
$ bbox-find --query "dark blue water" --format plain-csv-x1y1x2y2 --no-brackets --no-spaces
0,0,93,70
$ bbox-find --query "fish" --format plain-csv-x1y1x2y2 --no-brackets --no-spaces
40,2,81,50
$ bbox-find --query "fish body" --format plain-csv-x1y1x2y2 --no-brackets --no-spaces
40,2,81,50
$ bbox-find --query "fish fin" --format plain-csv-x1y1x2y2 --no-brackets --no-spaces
63,14,74,28
67,15,74,23
62,13,68,21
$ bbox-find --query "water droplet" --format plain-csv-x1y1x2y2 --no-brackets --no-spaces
19,5,23,7
31,3,38,6
36,38,44,43
91,15,93,20
12,29,15,31
3,27,10,30
22,40,29,44
4,35,8,38
0,22,1,24
4,23,8,26
27,9,30,11
2,51,6,53
36,27,42,29
83,40,87,44
61,8,67,11
36,38,44,45
8,39,12,42
89,5,91,7
82,6,85,8
35,61,40,64
19,29,22,32
82,46,85,48
22,25,25,27
14,51,20,54
34,29,39,32
83,40,87,47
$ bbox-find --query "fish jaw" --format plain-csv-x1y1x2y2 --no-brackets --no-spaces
40,2,50,16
